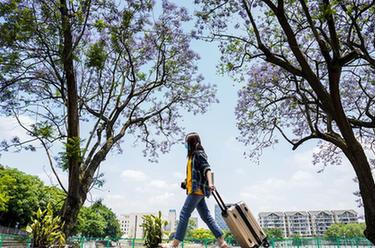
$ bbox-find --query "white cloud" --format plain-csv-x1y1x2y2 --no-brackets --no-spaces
238,148,362,216
0,115,34,140
148,180,179,190
149,180,169,189
121,170,148,181
106,194,124,200
148,192,175,206
135,179,179,194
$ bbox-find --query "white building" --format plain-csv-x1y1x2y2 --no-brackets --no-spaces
309,211,335,236
333,210,358,224
166,209,177,232
259,210,358,237
118,212,155,239
259,212,286,237
285,211,312,237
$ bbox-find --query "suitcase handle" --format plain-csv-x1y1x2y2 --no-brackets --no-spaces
212,189,228,212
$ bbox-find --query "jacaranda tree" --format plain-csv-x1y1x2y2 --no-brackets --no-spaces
194,0,375,243
0,0,217,237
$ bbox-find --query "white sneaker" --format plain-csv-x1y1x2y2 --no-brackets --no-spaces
159,242,179,248
217,240,229,248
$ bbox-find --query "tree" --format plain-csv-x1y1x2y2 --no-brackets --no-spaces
0,166,65,227
93,201,121,239
74,200,121,238
190,228,215,240
0,0,217,237
187,218,198,239
264,228,284,239
194,0,375,243
325,223,366,238
75,206,106,238
175,218,197,239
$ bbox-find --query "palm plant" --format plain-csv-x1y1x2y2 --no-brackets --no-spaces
141,211,168,248
26,203,65,247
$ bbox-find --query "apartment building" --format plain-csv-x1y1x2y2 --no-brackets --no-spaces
309,211,335,236
259,210,358,237
285,211,312,237
118,212,155,238
333,210,358,224
259,212,286,237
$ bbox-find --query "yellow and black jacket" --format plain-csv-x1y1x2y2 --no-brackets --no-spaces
185,150,211,197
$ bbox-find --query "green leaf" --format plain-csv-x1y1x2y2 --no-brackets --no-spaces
94,19,107,32
86,41,107,70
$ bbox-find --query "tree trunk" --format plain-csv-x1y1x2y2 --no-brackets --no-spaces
345,142,375,243
329,67,375,243
59,0,81,237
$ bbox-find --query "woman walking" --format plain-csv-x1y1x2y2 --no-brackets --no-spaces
165,132,228,248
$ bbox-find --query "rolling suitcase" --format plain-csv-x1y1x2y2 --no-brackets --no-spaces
212,190,269,248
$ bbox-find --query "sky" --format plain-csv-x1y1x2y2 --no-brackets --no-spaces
0,1,363,229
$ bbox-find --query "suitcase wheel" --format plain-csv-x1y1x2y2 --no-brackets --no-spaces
262,240,270,248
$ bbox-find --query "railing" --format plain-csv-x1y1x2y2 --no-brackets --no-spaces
0,235,373,247
0,233,32,248
0,225,28,236
268,237,374,248
67,237,375,248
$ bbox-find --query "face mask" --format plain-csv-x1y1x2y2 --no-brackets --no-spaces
184,143,189,150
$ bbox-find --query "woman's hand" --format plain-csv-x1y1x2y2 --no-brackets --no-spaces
181,179,187,190
206,170,215,192
209,184,216,192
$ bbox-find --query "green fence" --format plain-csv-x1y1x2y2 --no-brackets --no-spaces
0,235,373,247
67,237,374,248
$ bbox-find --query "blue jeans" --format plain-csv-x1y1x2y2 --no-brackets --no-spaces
174,194,224,241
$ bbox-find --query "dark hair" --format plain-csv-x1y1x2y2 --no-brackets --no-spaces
185,132,204,157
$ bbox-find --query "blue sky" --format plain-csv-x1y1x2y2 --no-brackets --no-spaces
0,0,363,228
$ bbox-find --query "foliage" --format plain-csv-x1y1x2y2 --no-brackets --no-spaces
141,211,168,248
290,233,302,239
190,228,215,240
75,206,106,238
291,233,302,246
168,231,175,240
176,218,197,239
26,203,66,248
324,223,366,238
194,0,375,243
0,191,8,212
163,230,171,240
223,231,238,246
56,137,84,171
0,0,218,236
74,200,121,239
0,166,65,227
223,230,234,240
264,228,284,239
194,0,375,165
0,0,217,159
86,41,107,70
